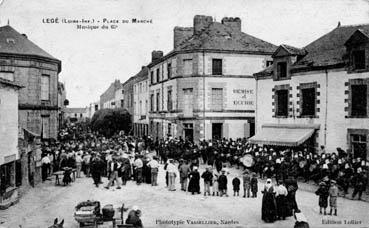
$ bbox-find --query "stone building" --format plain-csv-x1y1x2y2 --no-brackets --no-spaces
57,82,68,128
148,15,276,142
87,101,100,119
100,79,123,109
0,25,61,187
0,77,22,209
122,75,138,133
133,66,149,137
64,107,88,123
252,23,369,159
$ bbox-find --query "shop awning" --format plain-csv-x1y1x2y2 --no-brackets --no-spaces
248,124,319,147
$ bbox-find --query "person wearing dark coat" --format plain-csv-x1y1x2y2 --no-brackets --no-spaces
90,155,104,187
261,179,277,223
201,166,213,196
285,175,299,216
315,182,329,215
232,176,240,196
218,170,228,197
294,210,310,228
125,209,143,228
251,173,258,198
188,167,200,194
120,156,131,185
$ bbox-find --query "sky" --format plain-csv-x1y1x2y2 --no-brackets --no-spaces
0,0,368,107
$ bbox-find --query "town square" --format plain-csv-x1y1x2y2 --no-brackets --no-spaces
0,0,369,228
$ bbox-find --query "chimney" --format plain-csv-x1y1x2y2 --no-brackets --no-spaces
174,26,193,49
141,66,146,70
22,34,28,39
221,17,241,32
151,50,163,62
193,15,213,35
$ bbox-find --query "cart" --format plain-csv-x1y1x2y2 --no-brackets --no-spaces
74,201,131,228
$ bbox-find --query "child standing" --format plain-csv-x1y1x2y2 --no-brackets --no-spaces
329,180,338,216
201,166,213,196
315,182,329,215
251,172,258,198
212,172,219,196
232,176,241,196
218,169,228,197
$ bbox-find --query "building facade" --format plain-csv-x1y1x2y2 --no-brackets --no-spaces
122,75,137,134
0,25,61,188
57,82,68,128
0,77,22,209
100,79,122,109
64,107,88,123
133,67,149,137
87,101,100,119
148,15,276,142
252,24,369,160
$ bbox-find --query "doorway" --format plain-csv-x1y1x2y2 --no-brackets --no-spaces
183,123,194,142
212,123,223,140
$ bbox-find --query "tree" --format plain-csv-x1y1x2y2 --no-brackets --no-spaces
90,108,132,137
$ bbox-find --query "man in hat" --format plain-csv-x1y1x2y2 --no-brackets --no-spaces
188,166,200,194
243,169,252,198
179,160,191,191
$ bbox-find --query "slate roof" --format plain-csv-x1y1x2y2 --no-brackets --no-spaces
0,25,58,61
0,77,23,88
255,23,369,77
64,107,87,113
176,21,277,53
280,44,307,56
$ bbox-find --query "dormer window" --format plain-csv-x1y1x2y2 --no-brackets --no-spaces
277,62,287,79
353,50,365,70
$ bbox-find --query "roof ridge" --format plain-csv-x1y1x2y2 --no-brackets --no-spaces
339,23,369,28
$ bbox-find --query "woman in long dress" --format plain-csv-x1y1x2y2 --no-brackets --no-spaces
275,180,288,220
261,179,277,223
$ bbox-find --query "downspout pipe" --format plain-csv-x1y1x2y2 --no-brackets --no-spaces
323,68,329,147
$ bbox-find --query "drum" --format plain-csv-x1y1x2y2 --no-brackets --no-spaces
240,154,254,167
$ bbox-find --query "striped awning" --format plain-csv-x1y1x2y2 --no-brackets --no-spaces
248,124,318,147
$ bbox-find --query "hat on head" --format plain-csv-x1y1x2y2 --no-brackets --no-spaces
266,178,272,183
331,180,336,184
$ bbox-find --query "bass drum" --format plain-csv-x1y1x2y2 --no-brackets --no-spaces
240,154,255,167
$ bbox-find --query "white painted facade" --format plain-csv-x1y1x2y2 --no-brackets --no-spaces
256,68,369,156
0,83,19,165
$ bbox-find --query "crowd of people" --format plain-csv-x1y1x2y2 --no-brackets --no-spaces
38,123,369,227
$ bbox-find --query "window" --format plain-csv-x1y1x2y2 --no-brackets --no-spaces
211,88,223,111
168,123,172,136
139,101,142,115
41,116,50,139
95,104,98,111
80,113,83,118
183,59,193,75
277,62,287,79
167,89,173,111
353,50,366,70
351,134,367,159
266,61,273,67
276,90,288,117
212,59,223,75
150,94,154,111
351,84,367,116
121,99,124,108
301,88,316,116
156,68,160,83
0,72,14,81
167,63,172,79
74,113,77,117
150,71,154,84
0,162,14,190
156,92,160,111
41,75,50,100
131,95,133,107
